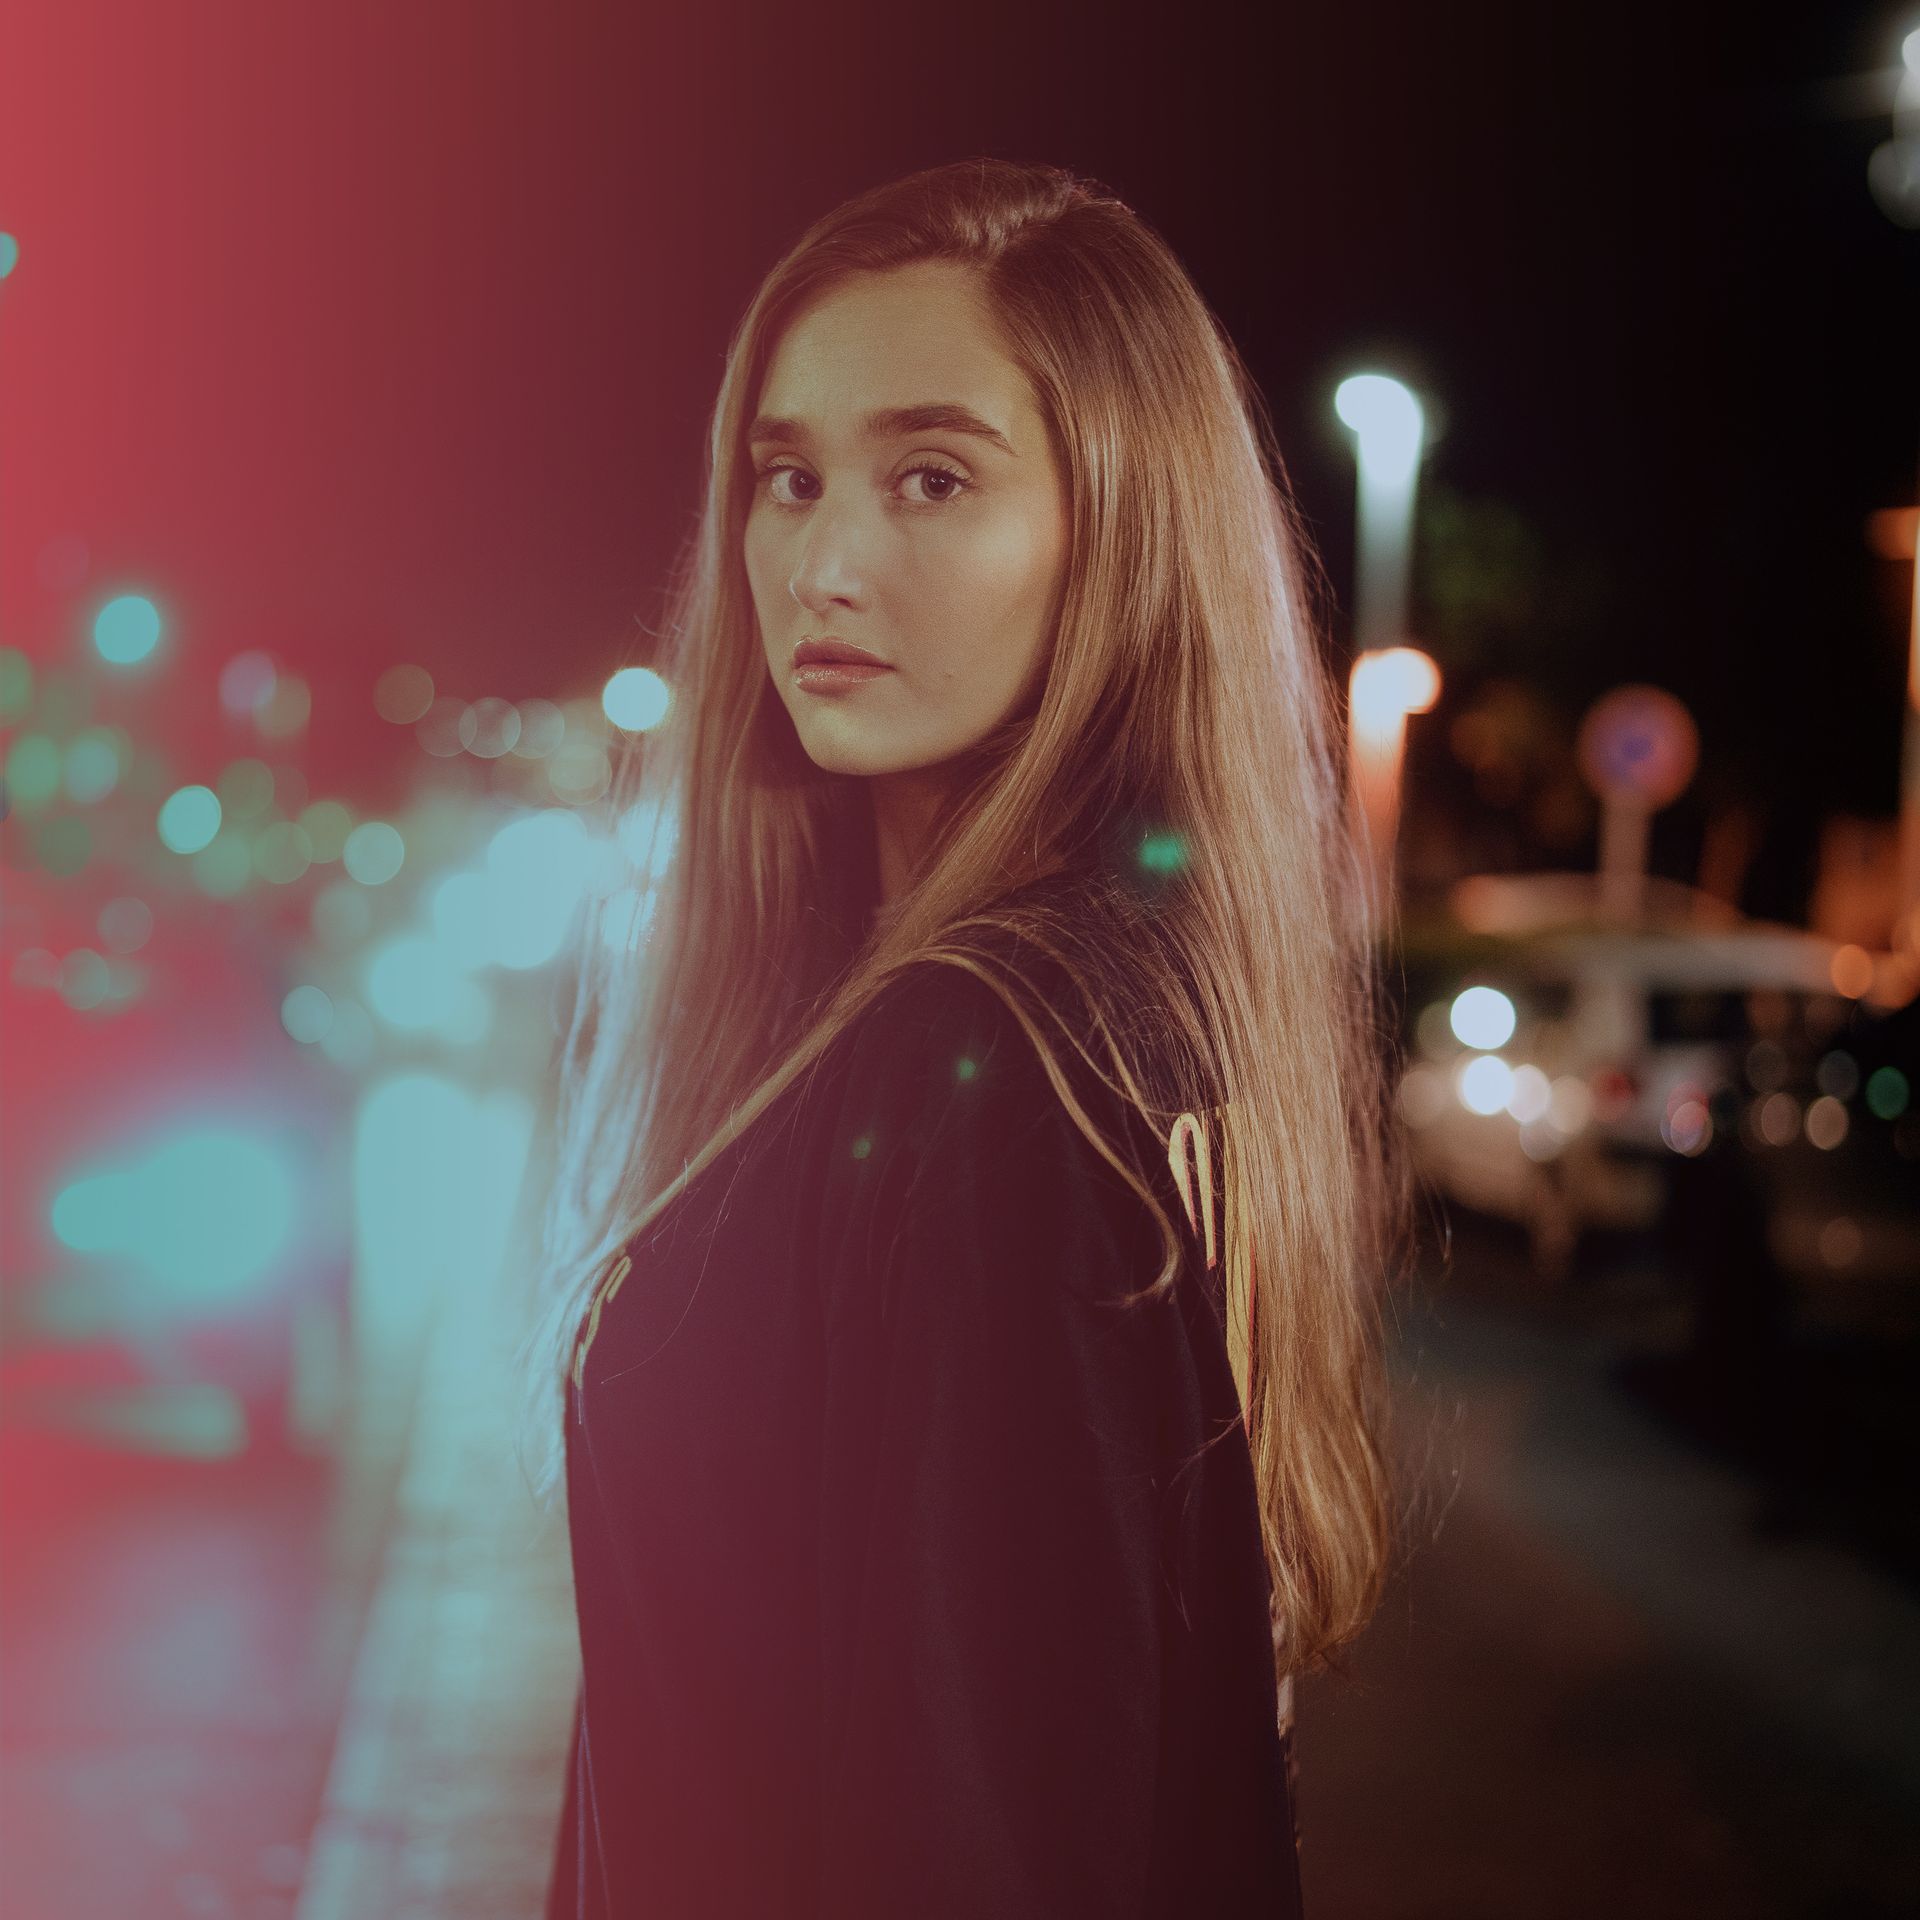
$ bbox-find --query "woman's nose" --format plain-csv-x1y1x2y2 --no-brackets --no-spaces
788,503,868,614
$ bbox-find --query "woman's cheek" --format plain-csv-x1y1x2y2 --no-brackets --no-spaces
973,518,1061,656
935,514,1031,618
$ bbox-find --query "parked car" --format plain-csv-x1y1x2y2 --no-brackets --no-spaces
1394,872,1917,1284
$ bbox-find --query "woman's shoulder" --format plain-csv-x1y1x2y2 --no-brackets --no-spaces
803,949,1185,1336
823,950,1073,1160
816,929,1190,1226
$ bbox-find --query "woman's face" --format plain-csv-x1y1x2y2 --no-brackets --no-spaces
744,262,1070,779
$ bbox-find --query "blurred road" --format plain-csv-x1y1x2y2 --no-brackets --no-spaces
0,1434,346,1920
1299,1219,1920,1918
6,1204,1919,1918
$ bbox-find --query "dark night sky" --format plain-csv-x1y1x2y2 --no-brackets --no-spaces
6,0,1915,916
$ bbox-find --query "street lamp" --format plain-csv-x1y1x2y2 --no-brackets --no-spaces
1334,374,1426,653
1348,645,1441,925
1336,372,1432,924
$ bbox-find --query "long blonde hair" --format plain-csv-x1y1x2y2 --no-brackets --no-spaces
517,157,1411,1679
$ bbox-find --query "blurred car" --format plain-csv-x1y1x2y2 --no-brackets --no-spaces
1394,872,1918,1283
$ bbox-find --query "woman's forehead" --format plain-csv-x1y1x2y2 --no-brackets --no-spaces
753,266,1038,448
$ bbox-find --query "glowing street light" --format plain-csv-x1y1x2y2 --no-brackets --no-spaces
1334,373,1426,654
1336,372,1433,927
603,666,670,733
1347,644,1440,923
1349,646,1441,747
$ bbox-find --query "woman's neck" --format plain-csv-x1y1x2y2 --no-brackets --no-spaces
869,766,955,910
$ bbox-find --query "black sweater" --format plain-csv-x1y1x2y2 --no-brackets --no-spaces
545,944,1302,1917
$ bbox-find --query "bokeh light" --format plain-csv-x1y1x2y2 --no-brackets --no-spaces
547,741,611,805
1449,985,1517,1051
64,729,125,803
430,871,493,969
93,594,163,666
102,959,148,1009
1137,831,1190,876
1458,1054,1515,1116
60,949,109,1010
281,985,335,1045
480,808,597,968
299,799,355,862
1865,1067,1910,1120
512,698,566,758
1334,373,1425,484
1819,1217,1864,1268
99,897,154,954
343,821,406,886
193,832,255,898
417,697,470,758
1755,1092,1801,1146
364,935,490,1042
1829,945,1874,998
6,735,62,811
1662,1097,1712,1156
1547,1075,1591,1135
218,758,276,820
51,1126,297,1310
254,820,313,885
219,651,278,719
1396,1064,1448,1128
256,674,312,739
1815,1050,1860,1100
1804,1096,1850,1151
463,696,522,758
1505,1063,1552,1123
375,664,435,725
158,785,222,855
1350,647,1440,735
602,666,671,733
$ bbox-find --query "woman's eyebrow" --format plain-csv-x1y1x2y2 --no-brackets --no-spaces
745,402,1016,456
864,403,1016,454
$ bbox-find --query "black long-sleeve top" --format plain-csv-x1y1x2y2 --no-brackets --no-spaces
545,938,1302,1917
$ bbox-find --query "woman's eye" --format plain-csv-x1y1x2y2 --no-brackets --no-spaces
753,461,968,508
761,465,819,506
897,464,969,505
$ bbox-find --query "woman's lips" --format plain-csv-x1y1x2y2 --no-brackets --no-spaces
793,660,895,695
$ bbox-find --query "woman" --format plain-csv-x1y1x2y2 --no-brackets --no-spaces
524,157,1408,1917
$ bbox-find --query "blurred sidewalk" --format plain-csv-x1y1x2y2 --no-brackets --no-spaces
293,1184,577,1920
0,1081,580,1920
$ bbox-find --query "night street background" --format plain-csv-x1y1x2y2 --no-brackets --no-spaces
3,3,1918,1915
